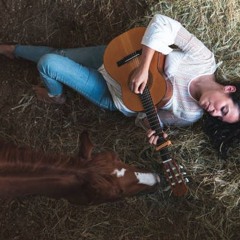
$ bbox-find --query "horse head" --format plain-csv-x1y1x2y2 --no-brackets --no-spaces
67,131,160,204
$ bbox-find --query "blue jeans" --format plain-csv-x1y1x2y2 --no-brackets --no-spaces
14,45,118,111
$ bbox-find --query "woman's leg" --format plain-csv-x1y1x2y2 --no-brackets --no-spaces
14,44,106,69
37,53,117,110
0,44,113,108
0,44,106,69
56,45,106,69
14,45,56,63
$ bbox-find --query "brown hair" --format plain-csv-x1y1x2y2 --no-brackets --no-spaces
202,81,240,159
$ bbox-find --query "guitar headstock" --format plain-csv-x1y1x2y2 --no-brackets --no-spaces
162,157,188,197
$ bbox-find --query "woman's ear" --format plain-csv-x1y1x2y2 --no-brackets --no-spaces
224,85,236,93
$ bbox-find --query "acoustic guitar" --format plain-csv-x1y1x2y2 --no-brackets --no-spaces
104,27,188,196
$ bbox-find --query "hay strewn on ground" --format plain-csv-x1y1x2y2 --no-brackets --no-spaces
0,0,239,239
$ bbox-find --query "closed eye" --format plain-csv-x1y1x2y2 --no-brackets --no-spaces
221,106,228,116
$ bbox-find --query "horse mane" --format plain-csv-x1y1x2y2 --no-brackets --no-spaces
0,140,78,174
0,140,113,172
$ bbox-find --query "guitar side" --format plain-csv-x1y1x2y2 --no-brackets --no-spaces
104,27,166,112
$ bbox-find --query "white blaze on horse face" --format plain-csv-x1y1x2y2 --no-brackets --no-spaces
112,168,127,177
134,172,160,186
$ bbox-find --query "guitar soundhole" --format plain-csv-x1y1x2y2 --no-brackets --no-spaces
128,69,153,93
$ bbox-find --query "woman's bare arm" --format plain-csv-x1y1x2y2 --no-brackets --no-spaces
130,45,155,94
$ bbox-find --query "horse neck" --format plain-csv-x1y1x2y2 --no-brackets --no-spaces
0,141,87,199
0,172,82,199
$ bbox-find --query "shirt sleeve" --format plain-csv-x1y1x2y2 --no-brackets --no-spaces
141,14,182,55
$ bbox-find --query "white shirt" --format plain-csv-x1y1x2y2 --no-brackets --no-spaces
99,14,217,126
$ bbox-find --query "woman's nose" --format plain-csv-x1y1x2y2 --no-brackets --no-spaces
210,109,221,117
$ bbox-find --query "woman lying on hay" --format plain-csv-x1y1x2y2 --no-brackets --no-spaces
0,14,239,158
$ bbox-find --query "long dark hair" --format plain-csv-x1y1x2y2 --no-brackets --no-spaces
202,81,240,159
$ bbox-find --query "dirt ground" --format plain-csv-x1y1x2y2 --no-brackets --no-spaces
0,0,239,240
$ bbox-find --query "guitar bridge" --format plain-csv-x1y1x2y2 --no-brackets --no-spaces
117,49,142,67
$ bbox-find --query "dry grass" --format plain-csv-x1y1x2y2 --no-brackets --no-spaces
0,0,239,239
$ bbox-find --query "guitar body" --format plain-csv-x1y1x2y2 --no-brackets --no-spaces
104,27,166,112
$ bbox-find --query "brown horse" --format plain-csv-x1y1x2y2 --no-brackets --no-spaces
0,131,160,205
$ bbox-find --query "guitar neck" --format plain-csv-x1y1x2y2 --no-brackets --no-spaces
140,87,166,145
140,86,173,162
140,87,188,196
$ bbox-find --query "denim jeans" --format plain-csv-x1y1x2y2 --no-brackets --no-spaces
14,45,118,111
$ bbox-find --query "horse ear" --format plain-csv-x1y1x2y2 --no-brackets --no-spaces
78,131,94,160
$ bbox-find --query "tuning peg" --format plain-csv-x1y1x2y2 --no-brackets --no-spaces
185,178,190,183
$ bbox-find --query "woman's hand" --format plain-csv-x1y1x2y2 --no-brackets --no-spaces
130,45,155,94
130,67,149,94
146,129,168,145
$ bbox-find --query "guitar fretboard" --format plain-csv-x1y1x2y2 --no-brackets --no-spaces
139,86,174,162
139,87,166,144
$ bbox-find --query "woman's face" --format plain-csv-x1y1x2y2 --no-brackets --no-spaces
199,86,240,123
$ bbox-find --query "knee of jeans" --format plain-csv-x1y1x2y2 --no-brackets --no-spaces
37,53,60,75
